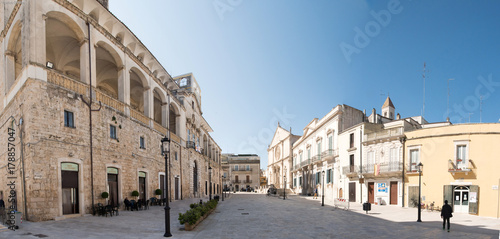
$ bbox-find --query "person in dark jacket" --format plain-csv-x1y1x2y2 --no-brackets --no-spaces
441,200,453,232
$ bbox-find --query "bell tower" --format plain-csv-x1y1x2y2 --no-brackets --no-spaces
381,96,395,119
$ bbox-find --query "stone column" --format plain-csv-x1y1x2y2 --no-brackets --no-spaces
143,86,153,118
117,65,126,103
79,39,89,84
161,102,168,128
5,51,16,91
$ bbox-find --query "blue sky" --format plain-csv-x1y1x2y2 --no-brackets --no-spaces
111,0,500,169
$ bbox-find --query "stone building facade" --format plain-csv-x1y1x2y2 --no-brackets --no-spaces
266,124,299,190
0,0,221,222
221,154,260,192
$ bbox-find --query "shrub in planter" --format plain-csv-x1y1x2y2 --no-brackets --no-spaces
155,189,162,197
101,192,109,199
179,199,218,227
131,190,139,198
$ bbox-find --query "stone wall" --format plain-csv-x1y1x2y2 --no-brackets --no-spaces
0,78,221,221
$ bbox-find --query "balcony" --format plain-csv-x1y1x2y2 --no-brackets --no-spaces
293,164,301,171
244,180,252,183
342,165,359,178
364,127,403,142
311,154,322,164
362,162,403,178
186,141,196,149
448,159,475,174
300,159,310,168
233,180,241,183
321,149,339,163
233,168,252,172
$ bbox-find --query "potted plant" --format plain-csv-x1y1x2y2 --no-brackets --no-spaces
101,192,109,199
155,189,162,198
131,190,139,199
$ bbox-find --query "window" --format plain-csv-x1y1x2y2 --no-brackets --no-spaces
409,149,420,172
64,110,74,128
234,165,239,171
293,178,297,187
192,101,195,109
349,133,354,148
299,176,302,186
456,145,467,168
175,151,178,161
110,125,117,139
328,135,333,150
349,154,355,172
327,169,333,183
246,165,250,171
317,141,321,157
307,148,311,160
368,151,374,166
140,136,145,149
316,172,320,185
299,152,303,162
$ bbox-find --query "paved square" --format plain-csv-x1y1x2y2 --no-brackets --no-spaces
1,193,499,238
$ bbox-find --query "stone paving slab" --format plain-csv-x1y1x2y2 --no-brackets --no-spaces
0,192,498,239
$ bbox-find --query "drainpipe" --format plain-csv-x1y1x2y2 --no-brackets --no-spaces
20,117,27,220
180,145,182,200
400,136,406,207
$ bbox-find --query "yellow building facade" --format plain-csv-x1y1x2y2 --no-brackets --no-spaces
404,123,500,218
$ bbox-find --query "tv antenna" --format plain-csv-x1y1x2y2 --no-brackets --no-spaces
480,95,483,123
422,62,428,118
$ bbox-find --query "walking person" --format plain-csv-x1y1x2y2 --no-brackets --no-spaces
441,200,453,232
313,186,318,199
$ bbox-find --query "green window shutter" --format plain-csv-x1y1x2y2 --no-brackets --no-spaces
469,185,479,215
443,185,453,208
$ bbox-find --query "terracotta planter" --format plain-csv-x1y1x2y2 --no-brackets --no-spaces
184,208,215,231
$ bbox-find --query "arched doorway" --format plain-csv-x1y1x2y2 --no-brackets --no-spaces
339,188,343,199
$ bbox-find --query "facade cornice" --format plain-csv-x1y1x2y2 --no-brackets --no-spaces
293,107,342,149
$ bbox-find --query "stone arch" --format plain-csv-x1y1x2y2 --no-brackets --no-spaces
45,11,86,82
95,41,122,99
5,20,23,91
169,102,179,135
129,67,147,113
153,87,165,125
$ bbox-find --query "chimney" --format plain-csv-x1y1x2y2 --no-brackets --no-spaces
97,0,109,9
372,108,376,123
397,113,401,120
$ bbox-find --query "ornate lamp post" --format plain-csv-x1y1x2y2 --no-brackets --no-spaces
209,164,212,200
322,170,325,207
283,175,286,200
161,136,172,237
222,175,225,201
417,162,423,222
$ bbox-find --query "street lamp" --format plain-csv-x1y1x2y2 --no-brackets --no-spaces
161,136,172,237
209,164,212,200
222,175,225,201
322,170,325,207
283,175,286,200
417,162,423,222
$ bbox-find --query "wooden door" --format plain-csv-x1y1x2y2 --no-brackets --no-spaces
139,176,146,201
349,182,356,202
107,174,118,206
160,175,165,199
368,182,374,203
409,186,419,207
175,177,179,200
62,170,79,214
390,181,397,205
